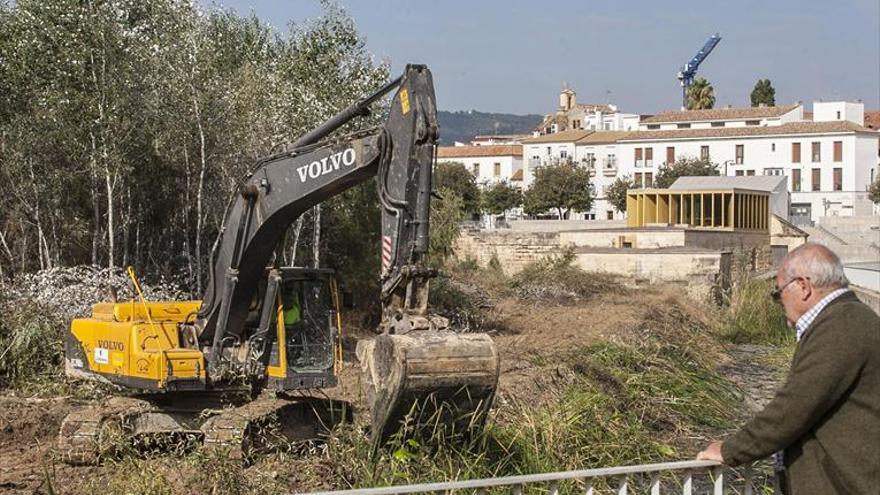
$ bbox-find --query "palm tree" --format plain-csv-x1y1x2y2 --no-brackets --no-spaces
687,77,716,110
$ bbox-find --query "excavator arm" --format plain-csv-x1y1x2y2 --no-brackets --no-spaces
197,65,437,358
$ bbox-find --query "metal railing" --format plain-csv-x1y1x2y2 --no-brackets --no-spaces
300,460,759,495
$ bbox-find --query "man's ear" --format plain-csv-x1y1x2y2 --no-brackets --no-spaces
799,278,812,301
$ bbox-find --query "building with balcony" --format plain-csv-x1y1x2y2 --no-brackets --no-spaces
436,144,524,188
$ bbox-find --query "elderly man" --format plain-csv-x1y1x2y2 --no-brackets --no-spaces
697,243,879,494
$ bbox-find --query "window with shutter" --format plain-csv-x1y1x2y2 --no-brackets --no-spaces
792,143,801,163
833,141,842,162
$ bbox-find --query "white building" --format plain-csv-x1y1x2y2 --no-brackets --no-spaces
520,130,591,187
618,102,879,224
436,144,524,188
574,131,633,220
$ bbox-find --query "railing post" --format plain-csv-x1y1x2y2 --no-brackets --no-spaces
712,466,724,495
682,470,693,495
548,481,559,495
616,476,628,495
583,478,594,495
649,473,661,495
743,466,753,495
512,483,523,495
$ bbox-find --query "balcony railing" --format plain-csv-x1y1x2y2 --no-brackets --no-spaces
300,460,761,495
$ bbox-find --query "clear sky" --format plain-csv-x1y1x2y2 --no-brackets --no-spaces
211,0,880,116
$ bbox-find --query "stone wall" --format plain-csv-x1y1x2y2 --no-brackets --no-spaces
574,248,730,299
455,229,560,275
559,229,686,249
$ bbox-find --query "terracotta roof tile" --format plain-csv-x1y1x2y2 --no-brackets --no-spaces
436,145,522,159
511,169,524,181
620,121,876,141
641,104,799,124
521,130,593,144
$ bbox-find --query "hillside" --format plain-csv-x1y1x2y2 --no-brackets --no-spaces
438,110,543,144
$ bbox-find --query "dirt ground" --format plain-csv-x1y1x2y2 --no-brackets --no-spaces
0,287,727,494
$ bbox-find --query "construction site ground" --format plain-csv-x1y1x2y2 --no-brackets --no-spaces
0,288,788,494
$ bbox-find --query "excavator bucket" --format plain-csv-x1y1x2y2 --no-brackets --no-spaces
357,331,499,447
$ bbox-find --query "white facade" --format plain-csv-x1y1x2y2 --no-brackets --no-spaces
814,101,864,125
618,105,879,223
436,146,524,188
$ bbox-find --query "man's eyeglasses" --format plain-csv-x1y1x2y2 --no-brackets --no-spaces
771,278,798,303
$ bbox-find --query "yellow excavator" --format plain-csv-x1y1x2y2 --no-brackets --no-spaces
58,65,499,464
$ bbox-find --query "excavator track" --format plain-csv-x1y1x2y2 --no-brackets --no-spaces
200,396,344,460
57,397,156,465
57,395,347,465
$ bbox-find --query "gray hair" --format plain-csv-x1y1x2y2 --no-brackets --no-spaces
781,243,849,289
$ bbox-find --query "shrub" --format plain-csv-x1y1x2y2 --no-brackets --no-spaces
507,250,623,303
0,298,65,389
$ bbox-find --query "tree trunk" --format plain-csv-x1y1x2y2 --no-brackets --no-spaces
288,216,304,266
192,85,208,294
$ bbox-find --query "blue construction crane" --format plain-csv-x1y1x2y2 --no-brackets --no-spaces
677,33,722,109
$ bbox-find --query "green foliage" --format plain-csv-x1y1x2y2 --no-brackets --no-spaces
523,160,593,219
722,275,794,345
654,156,719,188
606,175,634,213
434,162,481,215
869,176,880,204
0,0,387,288
750,79,776,107
0,299,65,389
507,250,622,303
427,187,464,265
480,181,522,215
687,77,715,110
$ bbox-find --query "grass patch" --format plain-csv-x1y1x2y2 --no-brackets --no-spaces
721,275,793,345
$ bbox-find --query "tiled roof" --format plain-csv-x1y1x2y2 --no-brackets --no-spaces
620,121,876,141
511,169,524,181
575,131,635,145
641,104,799,124
521,130,593,144
436,145,522,159
864,110,880,130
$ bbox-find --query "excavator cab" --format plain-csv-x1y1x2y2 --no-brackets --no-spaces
264,268,342,392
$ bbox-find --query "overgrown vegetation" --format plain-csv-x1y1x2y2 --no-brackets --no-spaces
722,274,793,345
0,298,64,390
507,250,623,303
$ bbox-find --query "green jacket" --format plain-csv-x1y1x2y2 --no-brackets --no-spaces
722,291,880,494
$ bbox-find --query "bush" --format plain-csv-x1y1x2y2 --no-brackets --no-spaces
507,250,623,303
722,275,793,345
0,299,65,389
429,274,505,333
